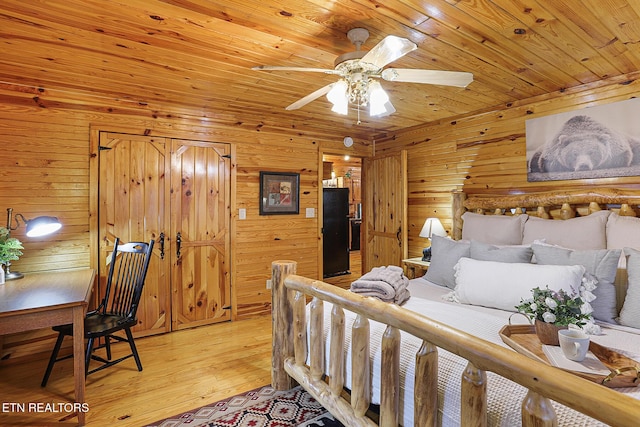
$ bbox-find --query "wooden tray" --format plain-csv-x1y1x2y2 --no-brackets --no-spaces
499,324,640,388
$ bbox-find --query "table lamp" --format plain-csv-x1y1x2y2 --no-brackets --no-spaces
419,217,446,261
4,208,62,280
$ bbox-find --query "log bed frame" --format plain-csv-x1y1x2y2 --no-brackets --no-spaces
271,188,640,427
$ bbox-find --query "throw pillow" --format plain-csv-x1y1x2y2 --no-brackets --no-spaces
423,235,470,289
619,248,640,328
451,257,585,312
522,210,610,250
461,211,527,245
531,243,621,323
606,212,640,268
469,240,533,263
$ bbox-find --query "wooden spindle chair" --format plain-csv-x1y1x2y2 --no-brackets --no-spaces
41,238,154,385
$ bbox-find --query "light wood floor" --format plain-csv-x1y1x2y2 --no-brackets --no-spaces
0,252,361,427
0,316,273,427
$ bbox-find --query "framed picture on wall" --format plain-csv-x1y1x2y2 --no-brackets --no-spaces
259,171,300,215
526,97,640,182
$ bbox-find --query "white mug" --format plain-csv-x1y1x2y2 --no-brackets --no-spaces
558,329,590,362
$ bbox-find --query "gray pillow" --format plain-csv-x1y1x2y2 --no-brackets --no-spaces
424,235,470,289
619,248,640,328
531,243,621,323
470,240,533,263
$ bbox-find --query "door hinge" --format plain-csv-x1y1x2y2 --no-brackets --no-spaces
99,146,112,151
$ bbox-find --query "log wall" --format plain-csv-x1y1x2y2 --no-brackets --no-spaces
0,85,371,361
375,72,640,258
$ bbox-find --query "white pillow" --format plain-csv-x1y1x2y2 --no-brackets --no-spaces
619,248,640,328
522,210,609,250
452,257,585,312
461,211,527,245
606,212,640,268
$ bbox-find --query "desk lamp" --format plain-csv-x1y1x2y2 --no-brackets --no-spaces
419,217,446,261
4,208,62,280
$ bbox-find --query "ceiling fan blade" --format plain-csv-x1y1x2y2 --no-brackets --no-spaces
381,69,473,87
360,35,417,69
253,65,339,75
285,83,334,110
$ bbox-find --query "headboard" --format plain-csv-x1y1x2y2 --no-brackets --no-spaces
452,188,640,240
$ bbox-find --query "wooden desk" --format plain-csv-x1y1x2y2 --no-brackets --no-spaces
0,268,95,426
402,257,430,279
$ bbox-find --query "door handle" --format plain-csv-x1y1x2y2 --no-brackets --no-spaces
176,232,182,258
158,232,165,259
396,227,402,247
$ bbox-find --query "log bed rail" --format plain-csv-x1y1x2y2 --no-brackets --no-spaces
271,260,640,427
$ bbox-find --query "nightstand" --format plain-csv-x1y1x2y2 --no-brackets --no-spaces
402,257,430,279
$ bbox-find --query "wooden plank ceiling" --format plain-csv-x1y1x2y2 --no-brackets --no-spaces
1,0,639,140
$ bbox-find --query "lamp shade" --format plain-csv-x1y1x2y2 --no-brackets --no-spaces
419,217,446,239
25,216,62,237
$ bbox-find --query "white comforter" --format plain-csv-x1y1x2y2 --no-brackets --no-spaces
313,278,640,426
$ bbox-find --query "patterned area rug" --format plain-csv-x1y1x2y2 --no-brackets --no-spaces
145,385,345,427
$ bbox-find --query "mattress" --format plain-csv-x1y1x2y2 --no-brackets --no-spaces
311,277,640,426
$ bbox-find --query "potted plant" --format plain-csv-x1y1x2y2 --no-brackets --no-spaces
515,283,597,345
0,226,24,273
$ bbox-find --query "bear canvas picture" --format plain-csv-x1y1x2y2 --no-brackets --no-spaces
526,98,640,182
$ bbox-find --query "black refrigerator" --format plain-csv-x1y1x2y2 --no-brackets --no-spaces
323,188,350,277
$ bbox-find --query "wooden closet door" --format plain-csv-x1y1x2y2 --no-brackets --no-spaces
170,139,231,330
98,133,171,336
362,150,408,272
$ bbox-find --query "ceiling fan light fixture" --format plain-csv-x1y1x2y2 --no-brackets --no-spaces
369,81,390,116
331,100,348,115
327,80,349,114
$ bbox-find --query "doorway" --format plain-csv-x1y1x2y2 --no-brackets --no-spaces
321,154,362,288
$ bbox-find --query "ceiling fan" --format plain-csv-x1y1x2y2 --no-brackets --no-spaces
252,28,473,120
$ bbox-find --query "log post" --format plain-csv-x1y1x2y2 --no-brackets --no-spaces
452,191,466,240
329,305,345,395
560,203,575,219
461,361,487,427
293,290,307,366
271,260,297,390
536,206,550,219
351,314,371,417
588,201,601,214
415,340,438,427
380,325,400,427
521,390,557,427
619,203,636,217
310,297,325,380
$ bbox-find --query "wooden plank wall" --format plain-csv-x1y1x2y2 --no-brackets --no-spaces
375,72,640,258
0,85,371,361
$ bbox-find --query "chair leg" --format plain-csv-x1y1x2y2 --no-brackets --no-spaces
105,335,111,360
125,328,143,371
85,337,95,377
41,332,66,387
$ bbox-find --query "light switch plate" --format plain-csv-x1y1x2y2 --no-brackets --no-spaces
239,208,246,220
306,208,315,218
